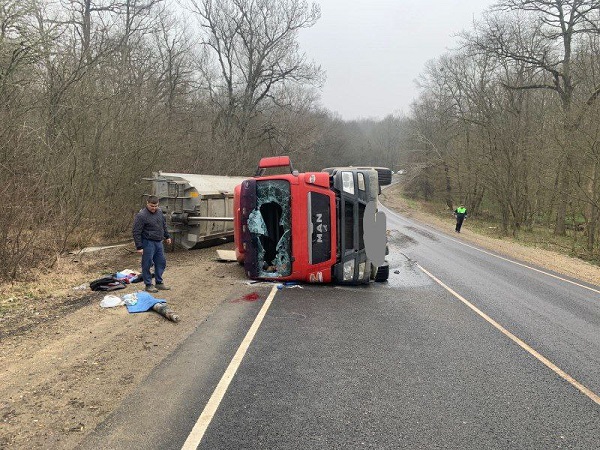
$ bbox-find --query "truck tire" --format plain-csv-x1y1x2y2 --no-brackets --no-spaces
374,263,389,282
375,168,392,186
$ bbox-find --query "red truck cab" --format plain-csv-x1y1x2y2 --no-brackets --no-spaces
234,156,389,284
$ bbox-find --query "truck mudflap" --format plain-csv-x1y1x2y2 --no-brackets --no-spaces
242,179,292,279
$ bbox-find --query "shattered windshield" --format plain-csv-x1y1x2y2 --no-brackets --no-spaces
247,180,292,277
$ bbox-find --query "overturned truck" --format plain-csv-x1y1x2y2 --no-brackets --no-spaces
234,157,392,285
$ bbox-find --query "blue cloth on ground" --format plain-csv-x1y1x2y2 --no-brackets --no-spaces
126,291,166,313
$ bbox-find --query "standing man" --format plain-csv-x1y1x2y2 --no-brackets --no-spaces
454,204,467,233
133,196,172,293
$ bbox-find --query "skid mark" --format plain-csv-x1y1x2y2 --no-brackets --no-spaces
405,226,439,242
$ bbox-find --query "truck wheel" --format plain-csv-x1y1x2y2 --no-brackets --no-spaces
374,263,389,282
375,168,392,186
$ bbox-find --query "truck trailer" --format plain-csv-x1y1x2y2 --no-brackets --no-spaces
234,156,391,285
148,172,247,249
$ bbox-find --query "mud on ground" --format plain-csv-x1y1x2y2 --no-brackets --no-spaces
1,187,599,449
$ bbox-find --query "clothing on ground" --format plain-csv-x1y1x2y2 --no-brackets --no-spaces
126,291,167,313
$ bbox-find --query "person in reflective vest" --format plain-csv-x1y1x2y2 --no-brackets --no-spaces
454,204,467,233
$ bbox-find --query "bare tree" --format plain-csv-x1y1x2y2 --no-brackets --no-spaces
466,0,600,234
0,0,433,281
188,0,324,171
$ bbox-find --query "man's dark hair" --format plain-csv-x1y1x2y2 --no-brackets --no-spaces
147,195,159,204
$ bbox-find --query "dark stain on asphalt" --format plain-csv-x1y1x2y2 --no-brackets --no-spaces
405,226,439,242
231,292,261,303
388,229,417,246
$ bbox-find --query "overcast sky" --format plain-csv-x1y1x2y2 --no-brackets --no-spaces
297,0,498,121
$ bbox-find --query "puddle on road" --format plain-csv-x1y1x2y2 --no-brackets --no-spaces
384,248,432,288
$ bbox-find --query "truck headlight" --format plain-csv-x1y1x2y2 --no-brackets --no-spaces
343,260,355,281
358,262,366,279
342,171,355,195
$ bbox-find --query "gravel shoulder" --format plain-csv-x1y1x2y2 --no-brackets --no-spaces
1,185,599,449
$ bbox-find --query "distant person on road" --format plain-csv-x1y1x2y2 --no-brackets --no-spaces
454,204,467,233
133,196,172,293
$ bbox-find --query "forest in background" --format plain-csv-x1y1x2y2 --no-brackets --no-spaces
404,0,600,264
2,0,600,281
0,0,399,280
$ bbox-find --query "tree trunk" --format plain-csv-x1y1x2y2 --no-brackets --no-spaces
587,160,599,252
555,170,568,236
443,161,453,210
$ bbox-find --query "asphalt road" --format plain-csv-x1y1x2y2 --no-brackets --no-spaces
81,208,600,450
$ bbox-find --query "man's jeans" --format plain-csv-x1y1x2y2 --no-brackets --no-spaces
141,239,166,286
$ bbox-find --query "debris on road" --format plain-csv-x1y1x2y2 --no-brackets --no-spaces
216,249,237,262
277,282,303,290
100,295,125,308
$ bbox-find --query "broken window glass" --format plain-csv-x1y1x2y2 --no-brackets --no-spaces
248,209,268,236
250,180,292,277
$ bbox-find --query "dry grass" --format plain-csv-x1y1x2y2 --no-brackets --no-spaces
386,184,600,265
0,245,133,316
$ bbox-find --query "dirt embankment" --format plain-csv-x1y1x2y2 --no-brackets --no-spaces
1,186,599,449
0,244,249,449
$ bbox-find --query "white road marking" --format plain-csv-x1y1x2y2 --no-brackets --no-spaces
418,264,600,406
182,285,279,450
380,204,600,295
